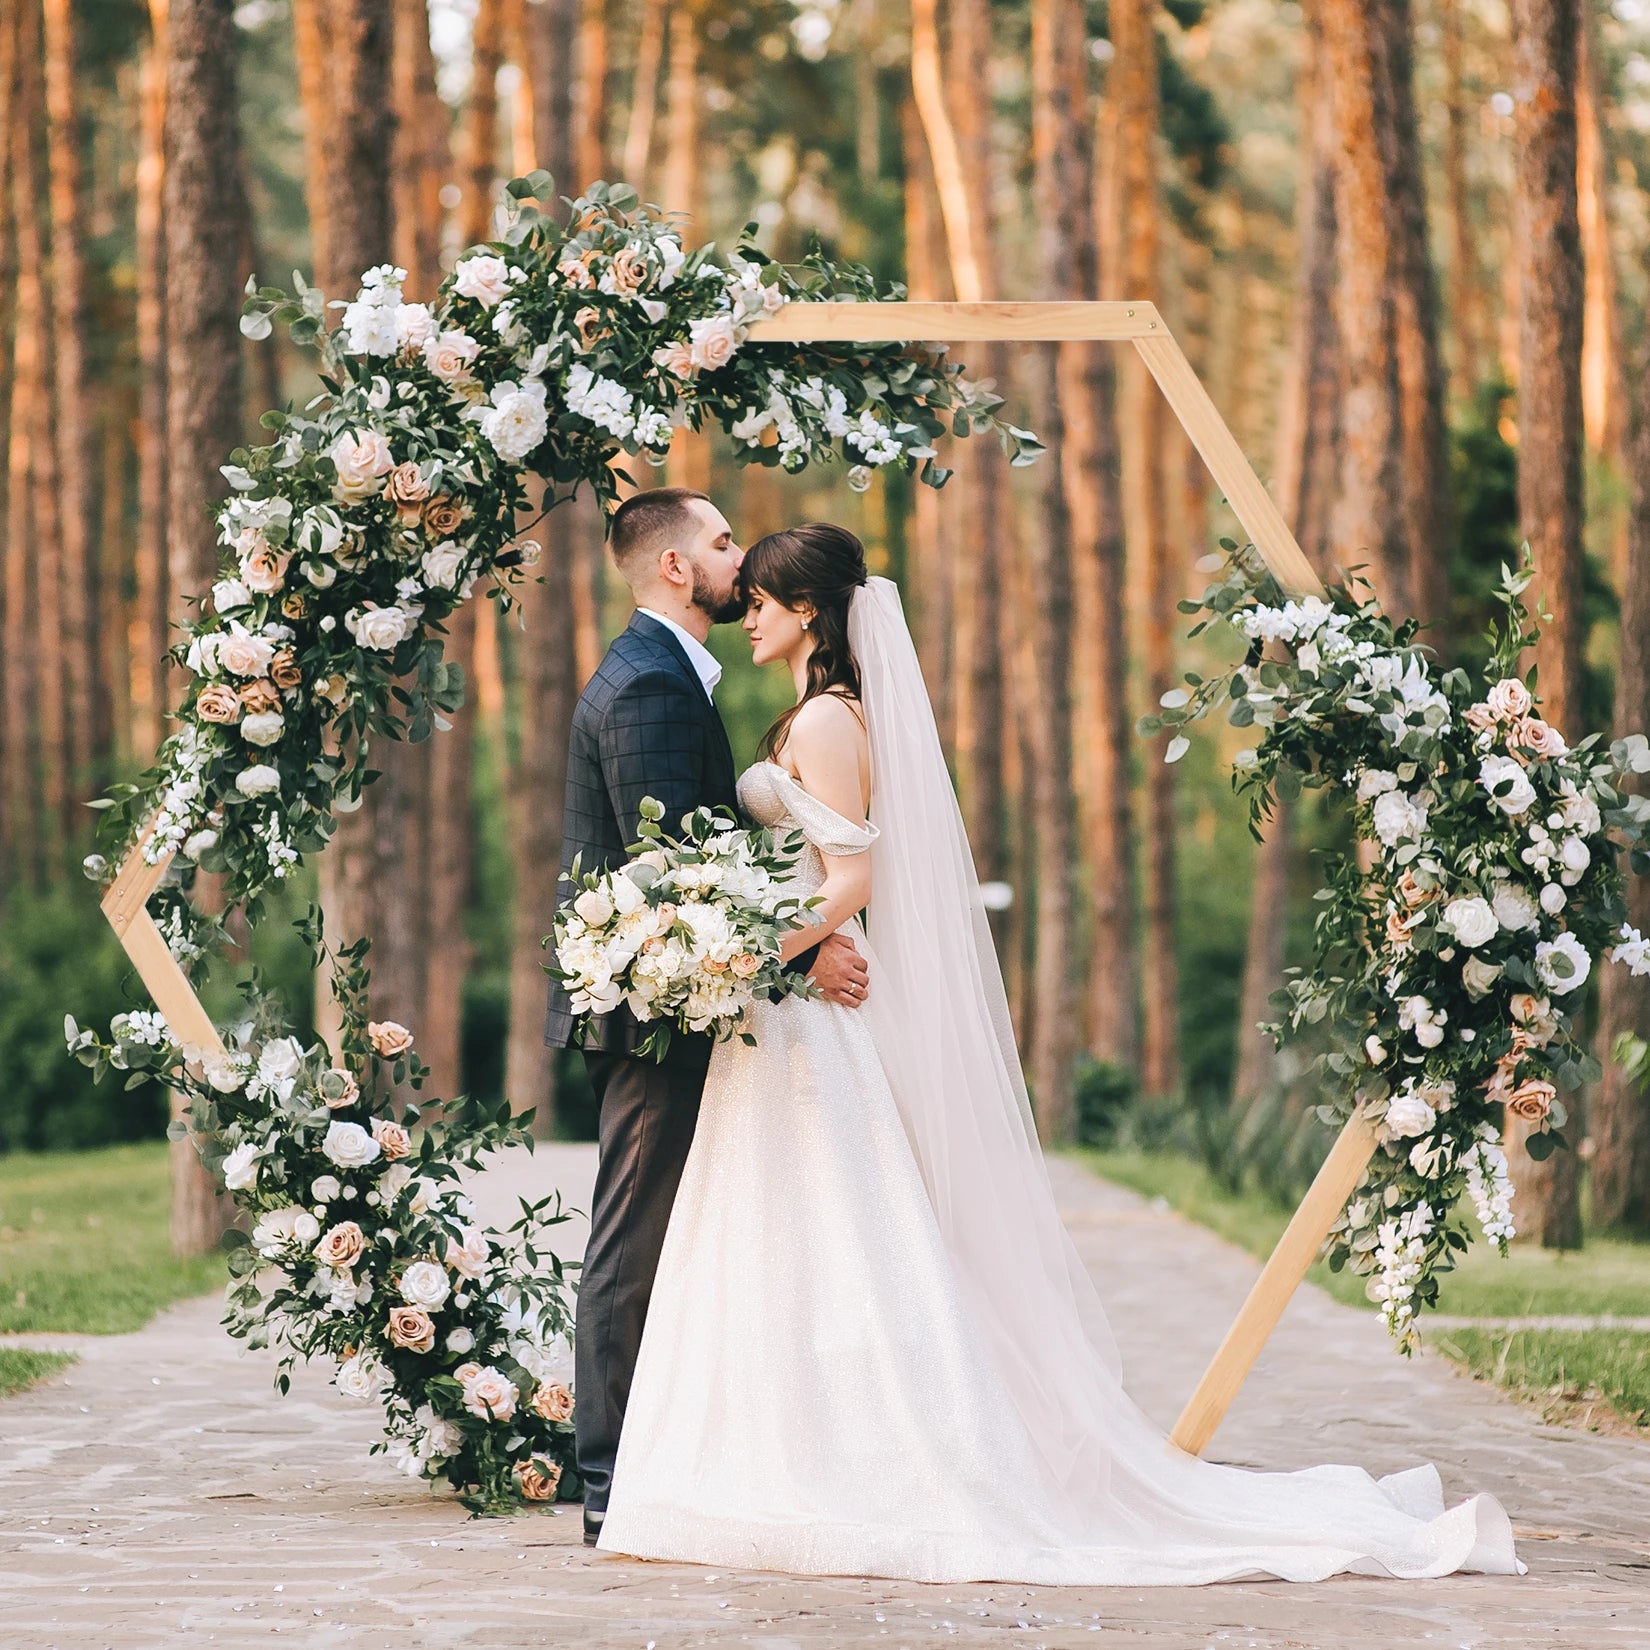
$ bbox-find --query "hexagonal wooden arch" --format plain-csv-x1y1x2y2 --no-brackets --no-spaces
101,301,1378,1457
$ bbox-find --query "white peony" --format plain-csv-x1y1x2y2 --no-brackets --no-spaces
345,604,413,652
1384,1091,1437,1140
1491,883,1540,933
221,1141,261,1191
251,1204,310,1254
400,1258,452,1310
478,378,549,462
453,253,513,307
1558,780,1602,837
235,764,281,798
257,1036,305,1085
1479,754,1537,817
1356,769,1398,802
212,578,252,613
420,541,466,590
1441,896,1498,949
240,711,285,747
446,1326,475,1355
573,888,614,927
321,1120,382,1169
1371,789,1429,848
1534,932,1591,995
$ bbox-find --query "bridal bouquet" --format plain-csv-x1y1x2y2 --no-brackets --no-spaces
551,798,821,1061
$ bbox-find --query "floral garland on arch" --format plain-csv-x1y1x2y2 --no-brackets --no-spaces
73,176,1040,1512
1160,546,1650,1347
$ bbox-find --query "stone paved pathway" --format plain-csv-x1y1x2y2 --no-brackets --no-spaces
2,1145,1647,1650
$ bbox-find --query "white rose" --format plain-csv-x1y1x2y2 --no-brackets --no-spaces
1441,896,1498,949
212,578,252,613
1364,1035,1388,1066
1534,932,1591,995
1371,789,1428,848
335,1353,390,1400
1356,769,1398,802
573,888,615,927
311,1174,342,1203
1540,882,1568,916
1480,754,1537,817
183,828,219,859
478,379,549,462
687,313,742,372
221,1141,261,1191
328,429,395,503
346,604,413,651
235,764,282,798
1384,1091,1437,1140
292,1210,321,1243
453,253,513,307
257,1036,305,1084
322,1120,382,1170
400,1258,452,1311
251,1205,307,1254
295,506,345,560
460,1365,519,1421
378,1161,413,1204
1558,836,1591,885
419,541,466,590
1461,955,1503,998
240,711,285,747
1559,780,1602,837
422,328,481,383
393,302,435,349
446,1326,475,1355
1409,1139,1450,1180
1491,883,1540,933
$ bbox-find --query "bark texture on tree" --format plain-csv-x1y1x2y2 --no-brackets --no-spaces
1576,9,1622,467
162,0,248,1252
622,0,665,190
507,0,585,1136
1506,0,1584,1250
1105,0,1177,1098
1439,0,1481,405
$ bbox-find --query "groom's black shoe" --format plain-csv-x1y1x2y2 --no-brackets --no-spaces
583,1508,604,1548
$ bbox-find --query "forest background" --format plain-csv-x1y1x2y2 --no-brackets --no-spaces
4,0,1649,1260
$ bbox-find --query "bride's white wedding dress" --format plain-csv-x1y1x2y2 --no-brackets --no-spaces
597,581,1521,1587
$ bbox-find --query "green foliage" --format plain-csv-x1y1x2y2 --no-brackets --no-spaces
1434,1327,1650,1432
0,1350,77,1398
1073,1058,1136,1148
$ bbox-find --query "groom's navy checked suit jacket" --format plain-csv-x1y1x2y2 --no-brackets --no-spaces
543,612,738,1056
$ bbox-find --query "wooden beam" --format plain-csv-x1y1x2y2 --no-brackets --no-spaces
750,299,1168,342
118,905,227,1057
1169,1108,1379,1455
100,822,174,935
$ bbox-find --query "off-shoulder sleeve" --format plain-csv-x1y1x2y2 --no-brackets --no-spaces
766,764,879,856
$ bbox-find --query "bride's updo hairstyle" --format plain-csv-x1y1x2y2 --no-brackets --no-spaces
742,522,869,759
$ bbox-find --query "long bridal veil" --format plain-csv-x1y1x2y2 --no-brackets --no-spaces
846,576,1519,1577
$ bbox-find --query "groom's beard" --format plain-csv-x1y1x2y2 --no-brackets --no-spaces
692,567,746,626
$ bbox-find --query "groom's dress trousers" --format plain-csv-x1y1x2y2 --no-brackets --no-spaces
545,612,738,1518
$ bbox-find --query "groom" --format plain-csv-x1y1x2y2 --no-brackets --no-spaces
544,486,870,1546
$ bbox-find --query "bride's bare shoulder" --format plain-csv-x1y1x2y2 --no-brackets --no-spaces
784,691,866,753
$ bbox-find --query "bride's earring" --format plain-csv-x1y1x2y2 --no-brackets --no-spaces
801,617,812,632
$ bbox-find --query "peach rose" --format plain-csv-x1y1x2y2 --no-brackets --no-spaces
269,648,302,690
1395,870,1436,909
445,1225,490,1280
730,953,761,979
371,1116,412,1161
317,1067,360,1109
1485,678,1534,721
241,545,292,594
196,683,243,724
421,496,466,539
1511,717,1567,762
530,1381,574,1423
608,244,649,296
218,632,276,678
1384,909,1417,951
460,1365,518,1421
387,1305,436,1353
314,1220,366,1270
652,338,696,379
574,306,605,350
516,1456,562,1501
556,257,594,289
369,1020,415,1058
240,677,283,715
1510,992,1550,1026
453,1361,482,1384
1482,1059,1518,1106
1463,702,1498,736
280,592,309,622
384,462,431,523
1507,1077,1556,1124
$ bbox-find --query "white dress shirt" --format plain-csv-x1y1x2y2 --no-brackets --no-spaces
636,607,722,700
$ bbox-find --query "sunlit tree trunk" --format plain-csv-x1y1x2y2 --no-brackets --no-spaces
392,0,447,296
1104,0,1177,1099
1576,9,1622,469
164,0,246,1252
1593,309,1650,1235
1506,0,1584,1251
661,5,709,495
621,0,665,189
43,0,100,812
132,0,169,764
1234,12,1341,1111
573,0,608,686
1023,0,1082,1140
1439,0,1480,405
509,0,585,1135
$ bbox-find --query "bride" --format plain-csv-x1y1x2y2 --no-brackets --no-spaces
596,522,1521,1585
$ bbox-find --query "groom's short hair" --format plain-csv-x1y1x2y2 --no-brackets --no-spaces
609,487,712,581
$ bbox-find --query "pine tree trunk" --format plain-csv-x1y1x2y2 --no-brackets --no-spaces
1024,0,1082,1140
621,0,664,189
1506,0,1584,1251
572,0,608,687
661,7,709,495
132,0,170,764
1439,0,1480,404
1593,315,1650,1234
1106,0,1178,1099
461,0,503,247
391,0,447,296
163,0,247,1253
508,0,584,1136
1576,10,1622,467
42,0,101,814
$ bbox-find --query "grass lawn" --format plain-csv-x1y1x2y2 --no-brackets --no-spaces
0,1141,224,1334
1075,1146,1650,1434
0,1349,77,1398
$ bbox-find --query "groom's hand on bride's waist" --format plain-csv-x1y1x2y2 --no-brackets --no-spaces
807,932,870,1008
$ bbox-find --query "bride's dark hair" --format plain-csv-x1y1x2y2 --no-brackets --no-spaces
741,523,869,759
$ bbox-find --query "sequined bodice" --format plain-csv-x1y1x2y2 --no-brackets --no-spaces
737,761,877,899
